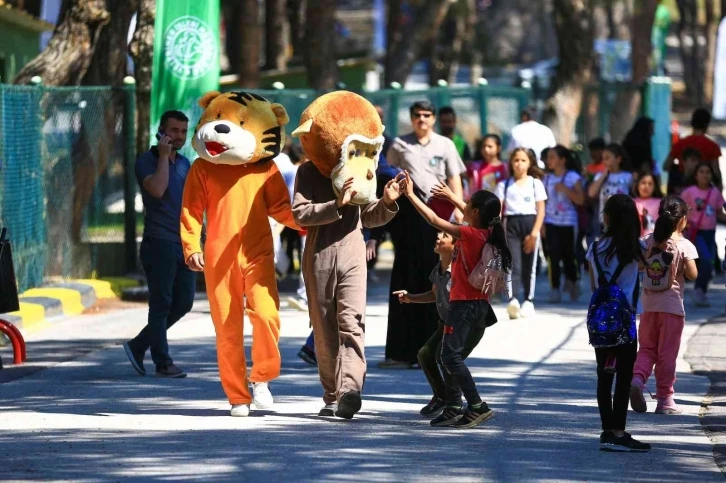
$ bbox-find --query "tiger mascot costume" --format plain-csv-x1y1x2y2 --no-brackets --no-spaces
181,91,299,417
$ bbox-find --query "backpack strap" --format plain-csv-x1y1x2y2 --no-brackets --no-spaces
592,239,626,286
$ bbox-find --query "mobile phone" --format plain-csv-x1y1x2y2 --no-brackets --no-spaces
155,129,165,141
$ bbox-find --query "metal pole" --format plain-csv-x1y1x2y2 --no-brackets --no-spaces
122,77,137,275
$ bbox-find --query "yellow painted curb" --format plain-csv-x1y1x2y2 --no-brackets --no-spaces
21,288,85,316
74,279,116,299
7,301,50,334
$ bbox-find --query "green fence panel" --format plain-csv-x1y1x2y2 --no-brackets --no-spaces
0,84,134,292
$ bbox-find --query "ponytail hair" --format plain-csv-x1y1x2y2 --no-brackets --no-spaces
605,142,633,172
653,195,689,244
469,190,512,272
551,144,582,173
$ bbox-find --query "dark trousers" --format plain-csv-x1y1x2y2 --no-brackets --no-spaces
282,227,301,275
128,238,196,368
695,229,717,292
440,300,492,407
506,215,538,301
385,197,439,363
545,223,578,289
418,320,485,404
595,342,637,431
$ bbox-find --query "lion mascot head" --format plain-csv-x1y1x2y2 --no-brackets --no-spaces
291,91,384,205
192,91,289,165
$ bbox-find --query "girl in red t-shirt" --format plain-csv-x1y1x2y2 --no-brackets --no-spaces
400,171,512,429
466,134,509,196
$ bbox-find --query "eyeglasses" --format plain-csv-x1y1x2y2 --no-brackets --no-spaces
413,112,433,119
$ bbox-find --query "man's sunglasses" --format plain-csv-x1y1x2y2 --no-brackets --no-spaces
412,112,433,118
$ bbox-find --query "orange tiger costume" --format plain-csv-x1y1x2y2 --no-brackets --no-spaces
180,91,299,413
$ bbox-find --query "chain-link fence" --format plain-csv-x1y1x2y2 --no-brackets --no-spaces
0,84,135,293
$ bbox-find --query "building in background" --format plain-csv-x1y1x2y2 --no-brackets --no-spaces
0,1,53,83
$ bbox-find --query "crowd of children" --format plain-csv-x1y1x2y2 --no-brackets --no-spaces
274,105,723,449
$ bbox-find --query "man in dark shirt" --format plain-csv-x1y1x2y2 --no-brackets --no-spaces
122,110,196,378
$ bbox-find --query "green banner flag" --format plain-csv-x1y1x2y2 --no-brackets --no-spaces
151,0,220,157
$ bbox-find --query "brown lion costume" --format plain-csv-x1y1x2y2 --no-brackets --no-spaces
291,91,401,419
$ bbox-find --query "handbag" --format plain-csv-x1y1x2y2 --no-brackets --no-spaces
0,228,20,314
684,187,712,242
427,196,456,221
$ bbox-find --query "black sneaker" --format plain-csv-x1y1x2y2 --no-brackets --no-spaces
297,346,317,366
319,403,337,416
454,403,494,429
335,392,362,419
122,342,146,376
155,364,187,378
600,432,651,452
599,430,614,449
420,397,445,417
430,406,465,427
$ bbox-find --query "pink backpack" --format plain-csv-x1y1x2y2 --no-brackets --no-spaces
460,242,510,297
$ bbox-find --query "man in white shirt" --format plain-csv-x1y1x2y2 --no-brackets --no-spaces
507,108,556,169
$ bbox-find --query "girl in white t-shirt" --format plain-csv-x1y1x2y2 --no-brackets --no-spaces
587,143,635,223
495,148,547,319
544,145,585,303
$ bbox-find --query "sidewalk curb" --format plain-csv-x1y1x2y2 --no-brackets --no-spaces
0,278,137,334
685,313,726,478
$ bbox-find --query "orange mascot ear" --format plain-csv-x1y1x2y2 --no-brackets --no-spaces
199,91,222,109
271,103,289,126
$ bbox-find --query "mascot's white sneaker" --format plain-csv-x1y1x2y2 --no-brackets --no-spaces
230,404,250,417
252,382,274,409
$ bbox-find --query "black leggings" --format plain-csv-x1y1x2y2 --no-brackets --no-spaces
595,342,637,431
506,215,538,301
545,223,578,289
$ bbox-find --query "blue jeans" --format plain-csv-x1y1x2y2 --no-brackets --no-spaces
695,229,717,292
128,237,196,367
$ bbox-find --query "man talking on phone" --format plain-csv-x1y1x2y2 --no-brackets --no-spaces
122,110,196,378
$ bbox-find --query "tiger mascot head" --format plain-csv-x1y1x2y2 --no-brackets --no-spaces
192,91,289,165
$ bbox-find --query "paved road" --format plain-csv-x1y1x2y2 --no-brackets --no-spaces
1,272,725,482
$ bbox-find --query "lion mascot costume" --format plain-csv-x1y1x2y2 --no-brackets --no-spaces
181,91,299,417
291,91,403,419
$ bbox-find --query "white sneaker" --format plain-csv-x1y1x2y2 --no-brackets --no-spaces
548,289,561,303
507,299,521,320
252,382,274,409
520,300,535,318
287,296,308,312
230,404,250,417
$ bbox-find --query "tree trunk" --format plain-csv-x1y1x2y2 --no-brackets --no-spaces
236,0,262,88
13,0,111,85
384,0,455,86
303,0,338,89
130,0,155,158
430,0,470,85
704,0,718,105
543,0,594,144
265,0,289,70
609,0,657,143
287,0,306,60
677,0,701,102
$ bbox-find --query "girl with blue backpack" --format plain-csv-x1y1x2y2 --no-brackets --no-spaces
584,194,651,452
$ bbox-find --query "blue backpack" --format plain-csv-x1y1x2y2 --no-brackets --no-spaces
586,240,638,348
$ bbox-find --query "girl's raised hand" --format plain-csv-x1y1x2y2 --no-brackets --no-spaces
400,171,415,197
431,181,454,200
392,290,411,303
